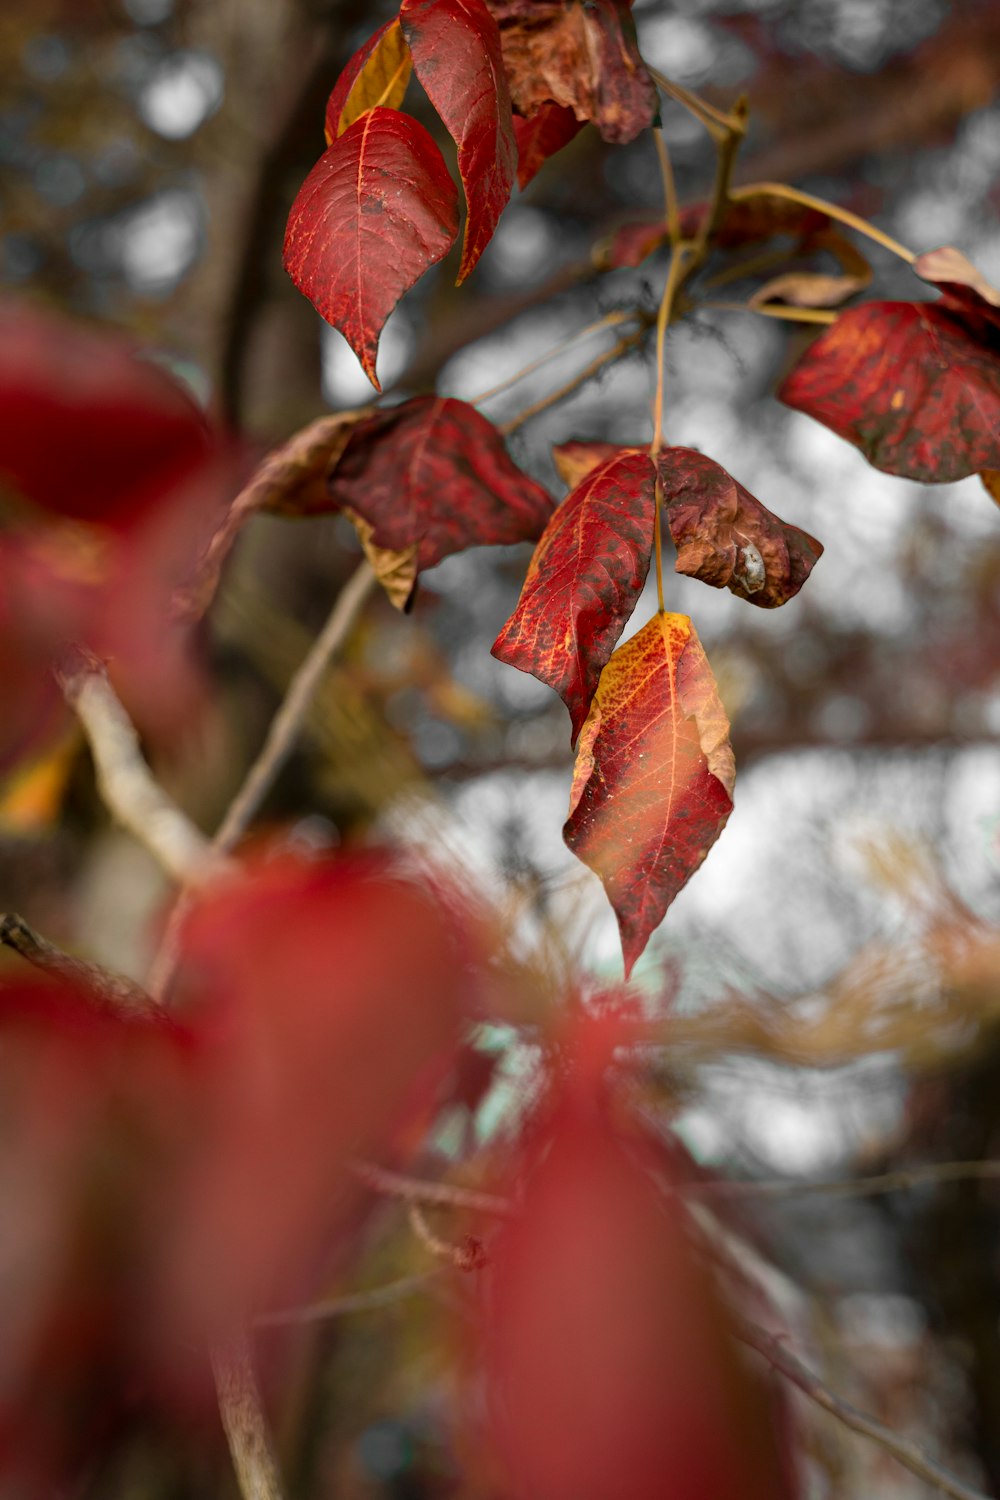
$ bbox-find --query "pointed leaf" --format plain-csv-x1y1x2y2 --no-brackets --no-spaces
564,613,734,976
487,0,656,145
177,408,374,620
327,396,555,608
492,451,655,741
749,267,868,310
513,101,583,189
474,1026,793,1500
401,0,516,282
283,108,459,390
324,19,413,142
658,447,822,608
779,298,1000,482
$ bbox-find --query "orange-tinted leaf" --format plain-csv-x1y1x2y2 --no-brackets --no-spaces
401,0,516,282
492,451,655,741
749,267,867,310
513,101,583,189
324,19,412,143
551,438,634,490
283,108,459,390
658,447,823,607
473,1020,790,1500
915,244,1000,313
564,614,734,976
327,396,555,608
487,0,656,145
779,298,1000,482
982,470,1000,506
177,408,373,619
0,729,79,834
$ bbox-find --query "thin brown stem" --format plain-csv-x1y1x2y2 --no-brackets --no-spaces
59,654,233,890
256,1271,443,1328
210,1330,286,1500
701,299,839,324
647,66,745,137
212,558,378,855
469,311,634,407
0,913,155,1017
730,181,916,263
652,475,666,615
740,1321,992,1500
694,1160,1000,1202
653,127,681,245
407,1203,488,1271
351,1160,515,1220
500,323,649,436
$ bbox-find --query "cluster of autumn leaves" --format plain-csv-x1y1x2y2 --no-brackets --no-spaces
3,0,1000,1488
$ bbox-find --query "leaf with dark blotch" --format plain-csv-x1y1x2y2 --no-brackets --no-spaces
513,102,583,188
283,108,458,390
401,0,516,282
327,396,555,608
324,19,413,143
492,451,655,742
176,409,374,620
551,439,636,491
779,298,1000,483
658,447,823,608
486,0,656,145
564,613,734,977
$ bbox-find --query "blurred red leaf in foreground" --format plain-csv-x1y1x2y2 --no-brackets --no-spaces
465,1013,792,1500
159,849,474,1343
0,300,236,769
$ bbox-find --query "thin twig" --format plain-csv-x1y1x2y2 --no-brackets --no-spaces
653,127,680,245
740,1321,993,1500
257,1270,443,1328
351,1160,515,1220
500,324,649,436
212,558,378,856
407,1203,488,1270
648,66,746,136
694,1160,1000,1202
0,912,155,1017
730,181,916,263
701,299,839,324
468,311,634,407
210,1331,285,1500
58,655,234,889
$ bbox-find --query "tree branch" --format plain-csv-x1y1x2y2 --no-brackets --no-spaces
210,1331,285,1500
58,655,234,889
0,912,155,1017
740,1321,993,1500
350,1160,515,1220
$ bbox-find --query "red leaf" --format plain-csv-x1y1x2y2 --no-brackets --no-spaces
658,447,823,608
779,298,1000,482
513,101,583,189
162,850,471,1335
564,613,734,976
492,450,655,742
486,0,656,145
324,18,412,143
283,108,459,390
473,1020,790,1500
0,299,210,530
400,0,516,282
327,396,555,608
0,302,236,769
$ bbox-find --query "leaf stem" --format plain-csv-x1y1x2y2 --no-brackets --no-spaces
647,66,746,138
499,323,649,435
469,310,635,406
652,127,680,245
701,299,839,324
730,181,916,264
